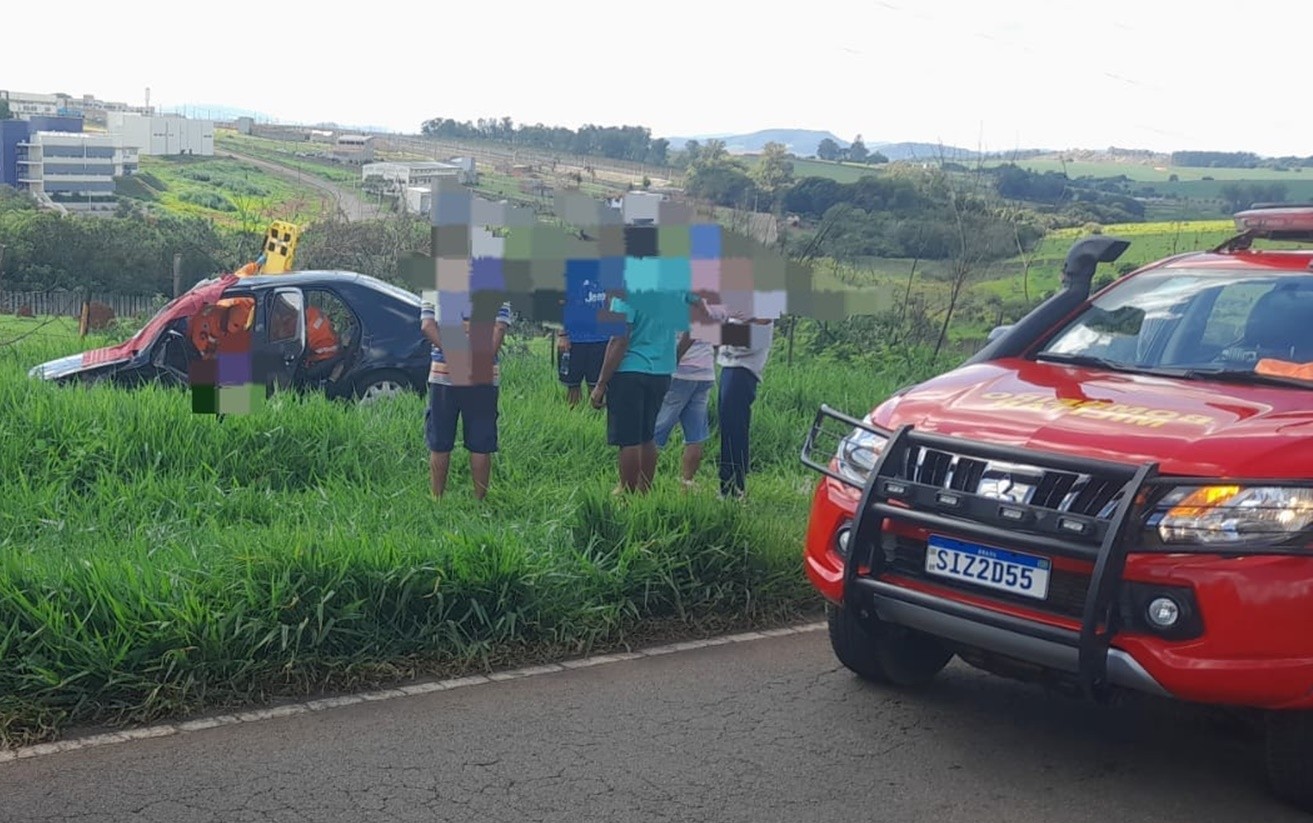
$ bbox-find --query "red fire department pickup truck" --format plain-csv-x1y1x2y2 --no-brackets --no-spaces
800,204,1313,812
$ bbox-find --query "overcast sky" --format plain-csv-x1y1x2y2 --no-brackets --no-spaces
5,0,1309,157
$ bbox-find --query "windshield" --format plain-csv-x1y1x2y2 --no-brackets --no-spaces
1035,268,1313,386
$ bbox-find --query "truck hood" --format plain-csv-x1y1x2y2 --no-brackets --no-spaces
874,358,1313,478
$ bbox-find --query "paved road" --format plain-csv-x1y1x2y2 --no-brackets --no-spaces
217,150,379,223
1,627,1307,823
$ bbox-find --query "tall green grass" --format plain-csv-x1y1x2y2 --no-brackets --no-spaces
0,319,924,745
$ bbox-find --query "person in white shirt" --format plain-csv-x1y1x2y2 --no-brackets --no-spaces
716,317,774,500
652,334,717,490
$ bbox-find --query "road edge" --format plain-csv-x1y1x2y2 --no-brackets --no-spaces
0,620,827,764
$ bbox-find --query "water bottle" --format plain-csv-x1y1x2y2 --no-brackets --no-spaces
558,349,571,379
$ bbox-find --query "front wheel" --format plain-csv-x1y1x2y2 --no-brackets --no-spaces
354,369,413,406
827,601,953,688
1265,710,1313,812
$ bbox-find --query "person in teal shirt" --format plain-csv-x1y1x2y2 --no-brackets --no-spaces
591,286,721,494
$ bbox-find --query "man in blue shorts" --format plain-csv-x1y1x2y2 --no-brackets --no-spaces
420,296,512,501
558,272,611,407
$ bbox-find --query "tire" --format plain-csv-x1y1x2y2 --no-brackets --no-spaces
1265,709,1313,812
354,369,412,406
827,601,953,687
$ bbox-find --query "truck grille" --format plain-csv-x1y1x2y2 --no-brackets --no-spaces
896,444,1126,521
885,535,1090,621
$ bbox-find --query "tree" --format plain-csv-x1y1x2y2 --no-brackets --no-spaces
817,138,841,162
0,100,11,120
752,141,794,199
683,140,701,167
698,139,730,169
849,135,869,164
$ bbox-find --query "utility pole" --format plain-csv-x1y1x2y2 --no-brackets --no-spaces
173,253,182,298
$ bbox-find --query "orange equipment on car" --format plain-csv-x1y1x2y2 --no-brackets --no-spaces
305,306,341,363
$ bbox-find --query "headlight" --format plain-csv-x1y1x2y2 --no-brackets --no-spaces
835,425,889,487
1156,485,1313,546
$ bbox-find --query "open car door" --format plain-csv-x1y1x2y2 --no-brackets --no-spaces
254,287,307,394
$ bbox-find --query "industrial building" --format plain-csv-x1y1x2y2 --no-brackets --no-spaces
363,159,479,216
332,134,375,164
1,90,154,125
0,116,138,213
107,113,214,156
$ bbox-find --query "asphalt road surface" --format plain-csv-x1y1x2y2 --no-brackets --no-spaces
2,626,1307,823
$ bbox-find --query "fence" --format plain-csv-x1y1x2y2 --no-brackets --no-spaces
0,290,161,319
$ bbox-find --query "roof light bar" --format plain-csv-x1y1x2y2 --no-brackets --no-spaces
1233,206,1313,234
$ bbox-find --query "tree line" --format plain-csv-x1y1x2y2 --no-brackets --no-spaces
420,116,671,166
0,186,430,300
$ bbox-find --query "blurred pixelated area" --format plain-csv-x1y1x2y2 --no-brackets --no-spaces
186,181,874,405
400,179,858,386
187,294,275,415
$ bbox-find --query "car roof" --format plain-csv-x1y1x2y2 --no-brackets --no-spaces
223,270,423,304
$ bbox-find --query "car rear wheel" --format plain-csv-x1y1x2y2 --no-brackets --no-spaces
1265,709,1313,812
354,369,412,406
826,601,954,687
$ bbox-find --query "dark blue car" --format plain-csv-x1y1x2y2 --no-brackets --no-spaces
29,270,431,404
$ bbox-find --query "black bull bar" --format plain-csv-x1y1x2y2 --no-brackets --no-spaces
800,403,1163,701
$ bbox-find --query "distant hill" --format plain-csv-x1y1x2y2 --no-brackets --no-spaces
662,129,987,163
664,129,849,157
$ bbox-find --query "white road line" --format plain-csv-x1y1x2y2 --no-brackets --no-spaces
0,621,825,764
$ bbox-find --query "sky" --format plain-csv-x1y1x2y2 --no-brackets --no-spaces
4,0,1310,157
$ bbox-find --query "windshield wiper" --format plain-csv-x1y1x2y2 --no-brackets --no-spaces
1181,368,1313,389
1032,352,1187,378
1033,352,1122,369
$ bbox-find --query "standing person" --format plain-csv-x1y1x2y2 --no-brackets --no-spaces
558,273,611,407
652,311,730,491
591,288,712,494
420,296,513,501
717,317,774,500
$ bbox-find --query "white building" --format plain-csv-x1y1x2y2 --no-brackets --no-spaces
333,134,375,163
107,113,214,156
0,90,60,117
404,186,432,215
621,191,665,224
17,131,138,213
362,161,460,192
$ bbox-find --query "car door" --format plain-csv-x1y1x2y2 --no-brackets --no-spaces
254,287,306,392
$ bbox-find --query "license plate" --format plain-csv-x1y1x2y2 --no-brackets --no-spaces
924,535,1051,600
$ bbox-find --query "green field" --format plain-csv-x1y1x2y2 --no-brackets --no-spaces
214,131,365,188
120,155,333,228
977,156,1312,183
0,314,936,747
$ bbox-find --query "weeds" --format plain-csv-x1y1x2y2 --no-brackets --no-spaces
0,318,935,745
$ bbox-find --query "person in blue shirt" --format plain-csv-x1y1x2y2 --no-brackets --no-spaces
557,273,613,407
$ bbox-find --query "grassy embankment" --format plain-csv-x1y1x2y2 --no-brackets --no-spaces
117,154,334,229
0,314,927,747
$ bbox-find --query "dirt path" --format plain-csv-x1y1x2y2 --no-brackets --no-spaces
217,149,381,223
